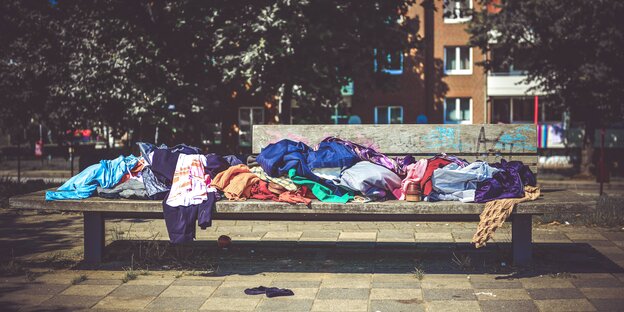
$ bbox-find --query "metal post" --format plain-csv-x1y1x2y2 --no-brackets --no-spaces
16,141,21,183
600,128,605,195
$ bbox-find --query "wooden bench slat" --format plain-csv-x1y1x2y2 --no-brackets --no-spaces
8,189,592,216
252,124,537,155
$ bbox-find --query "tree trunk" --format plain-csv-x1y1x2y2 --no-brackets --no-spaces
280,83,293,124
578,123,595,178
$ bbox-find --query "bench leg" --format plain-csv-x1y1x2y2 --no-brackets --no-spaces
512,214,532,266
83,212,105,264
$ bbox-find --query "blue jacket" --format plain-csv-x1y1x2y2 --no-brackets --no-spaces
46,155,139,201
256,139,359,196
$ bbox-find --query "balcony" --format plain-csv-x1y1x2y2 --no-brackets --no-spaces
487,73,542,97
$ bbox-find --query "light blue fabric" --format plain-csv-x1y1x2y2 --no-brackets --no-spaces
430,161,499,203
46,155,139,201
336,161,402,200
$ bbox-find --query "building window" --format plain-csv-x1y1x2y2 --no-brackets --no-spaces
238,107,264,147
444,98,472,124
374,49,404,75
490,46,529,75
443,0,473,23
444,46,472,75
491,97,535,124
374,106,403,124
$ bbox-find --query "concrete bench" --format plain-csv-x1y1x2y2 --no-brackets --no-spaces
8,124,591,266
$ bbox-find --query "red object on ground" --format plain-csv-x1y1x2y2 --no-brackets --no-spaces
217,235,232,248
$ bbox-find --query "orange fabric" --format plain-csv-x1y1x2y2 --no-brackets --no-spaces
278,186,313,205
210,164,259,200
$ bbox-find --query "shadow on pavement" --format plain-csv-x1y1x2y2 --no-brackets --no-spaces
90,240,624,278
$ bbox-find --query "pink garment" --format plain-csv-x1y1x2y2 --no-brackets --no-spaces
393,159,428,200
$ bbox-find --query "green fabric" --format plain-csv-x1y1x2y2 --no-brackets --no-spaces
288,168,353,203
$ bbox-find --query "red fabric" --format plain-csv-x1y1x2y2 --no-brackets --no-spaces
118,159,147,185
419,158,452,196
250,181,278,200
278,186,312,205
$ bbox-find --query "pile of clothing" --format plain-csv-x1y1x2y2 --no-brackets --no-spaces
45,138,538,247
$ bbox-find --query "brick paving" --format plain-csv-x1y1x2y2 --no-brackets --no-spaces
1,211,623,311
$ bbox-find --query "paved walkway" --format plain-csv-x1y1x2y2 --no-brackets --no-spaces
1,211,623,311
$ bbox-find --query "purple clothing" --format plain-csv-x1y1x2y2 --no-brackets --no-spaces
474,160,537,203
163,191,216,244
320,137,415,176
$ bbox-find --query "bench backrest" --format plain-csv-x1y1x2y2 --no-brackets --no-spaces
252,124,538,172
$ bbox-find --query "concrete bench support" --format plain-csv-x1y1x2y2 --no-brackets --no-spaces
83,212,105,264
512,214,533,266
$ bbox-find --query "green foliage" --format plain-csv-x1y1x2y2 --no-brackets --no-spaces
468,0,624,126
1,0,420,142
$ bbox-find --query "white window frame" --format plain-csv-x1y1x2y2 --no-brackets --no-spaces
443,98,473,124
373,49,404,75
443,0,473,24
374,106,404,124
238,107,264,147
444,46,473,75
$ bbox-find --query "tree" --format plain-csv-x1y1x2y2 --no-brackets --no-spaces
468,0,624,176
212,0,420,124
0,0,61,143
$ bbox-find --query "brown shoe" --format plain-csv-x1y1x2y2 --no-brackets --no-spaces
405,181,421,202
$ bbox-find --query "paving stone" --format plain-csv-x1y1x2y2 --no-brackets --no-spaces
255,298,314,311
220,278,274,288
421,279,472,289
470,280,523,289
200,297,261,311
321,278,370,288
8,283,69,297
422,288,476,301
533,299,596,312
520,278,576,289
317,287,369,299
300,231,341,239
282,288,319,299
414,233,454,242
263,231,303,240
565,233,608,241
60,284,118,297
371,281,421,289
39,295,105,309
474,289,530,300
171,279,223,287
479,300,539,312
159,285,217,298
579,287,624,299
527,287,585,300
93,296,156,310
589,298,624,311
273,273,324,281
210,287,250,298
311,299,368,311
145,296,208,310
0,294,54,308
124,278,174,286
370,288,422,300
370,299,425,312
338,232,377,241
571,278,624,288
426,300,480,312
108,284,168,298
270,280,321,288
79,279,123,286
